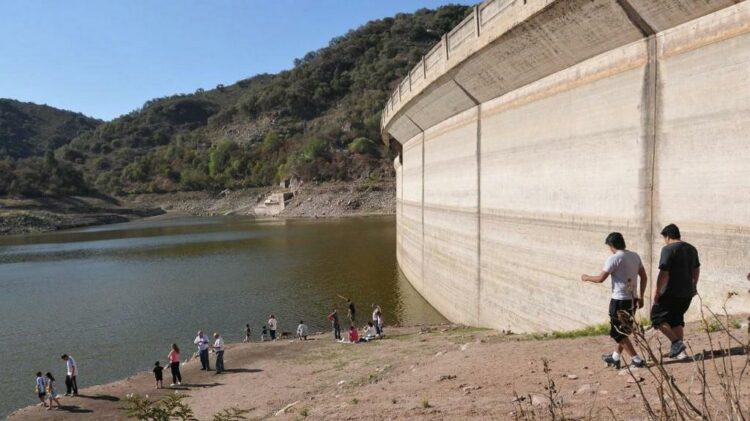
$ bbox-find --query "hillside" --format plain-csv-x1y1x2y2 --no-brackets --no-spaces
0,99,101,160
56,5,471,195
0,100,103,197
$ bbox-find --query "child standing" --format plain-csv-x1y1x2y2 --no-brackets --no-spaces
45,372,62,410
261,325,269,342
297,320,309,340
153,361,164,389
243,324,252,343
35,372,47,407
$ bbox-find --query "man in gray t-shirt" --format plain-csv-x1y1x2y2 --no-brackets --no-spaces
581,232,648,369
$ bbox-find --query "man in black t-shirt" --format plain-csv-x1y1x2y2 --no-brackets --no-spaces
651,224,700,359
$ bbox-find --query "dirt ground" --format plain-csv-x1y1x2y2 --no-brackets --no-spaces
9,317,749,420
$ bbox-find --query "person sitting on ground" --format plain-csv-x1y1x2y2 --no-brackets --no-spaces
153,361,164,389
297,320,309,340
45,372,62,410
35,372,47,407
243,324,252,343
581,232,647,369
348,324,359,343
261,325,269,342
359,321,378,343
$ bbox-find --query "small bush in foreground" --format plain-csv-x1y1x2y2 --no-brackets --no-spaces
124,392,250,421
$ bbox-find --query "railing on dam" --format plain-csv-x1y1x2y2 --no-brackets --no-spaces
381,0,514,131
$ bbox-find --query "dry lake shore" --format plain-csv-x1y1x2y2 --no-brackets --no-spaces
0,179,396,236
9,317,749,420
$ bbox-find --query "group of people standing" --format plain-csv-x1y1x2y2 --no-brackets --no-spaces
581,223,702,370
328,295,385,343
33,354,77,410
151,331,226,390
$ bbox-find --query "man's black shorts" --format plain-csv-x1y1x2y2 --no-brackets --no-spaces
609,299,635,343
651,295,693,328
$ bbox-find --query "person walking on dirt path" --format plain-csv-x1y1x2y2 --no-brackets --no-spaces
651,224,700,360
212,332,225,374
35,372,47,407
581,232,647,369
338,295,356,323
45,372,62,410
194,330,211,370
268,315,278,340
153,361,164,389
328,306,342,340
61,354,78,396
167,343,182,386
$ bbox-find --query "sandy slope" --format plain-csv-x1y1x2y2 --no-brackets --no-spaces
9,317,749,420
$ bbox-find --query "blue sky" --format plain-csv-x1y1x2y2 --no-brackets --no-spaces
0,1,472,121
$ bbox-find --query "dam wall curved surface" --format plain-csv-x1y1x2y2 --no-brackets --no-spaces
386,0,750,332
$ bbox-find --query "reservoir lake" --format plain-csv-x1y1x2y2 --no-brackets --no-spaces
0,215,445,417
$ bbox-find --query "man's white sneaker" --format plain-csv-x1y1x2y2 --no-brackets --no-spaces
675,350,689,360
170,383,176,387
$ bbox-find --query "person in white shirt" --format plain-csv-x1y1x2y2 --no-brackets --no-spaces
371,304,382,335
212,332,225,373
581,232,648,370
268,315,278,340
194,330,211,370
60,354,78,395
297,320,309,340
359,321,378,343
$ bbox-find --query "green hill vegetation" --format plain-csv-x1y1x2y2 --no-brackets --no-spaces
1,5,471,197
0,99,101,196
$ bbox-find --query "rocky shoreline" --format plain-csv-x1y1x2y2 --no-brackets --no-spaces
127,179,396,219
0,196,164,236
0,180,396,236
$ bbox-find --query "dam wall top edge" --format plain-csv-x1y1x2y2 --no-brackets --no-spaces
381,0,744,143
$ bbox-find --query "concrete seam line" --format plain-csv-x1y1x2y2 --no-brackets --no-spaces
646,35,660,302
421,131,425,292
615,0,656,36
452,78,481,106
403,113,425,133
476,104,482,325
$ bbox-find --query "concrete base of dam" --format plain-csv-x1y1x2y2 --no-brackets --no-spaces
386,0,750,332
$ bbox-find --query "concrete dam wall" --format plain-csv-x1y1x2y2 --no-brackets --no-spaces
382,0,750,332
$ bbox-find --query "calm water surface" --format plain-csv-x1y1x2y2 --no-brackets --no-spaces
0,215,445,417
